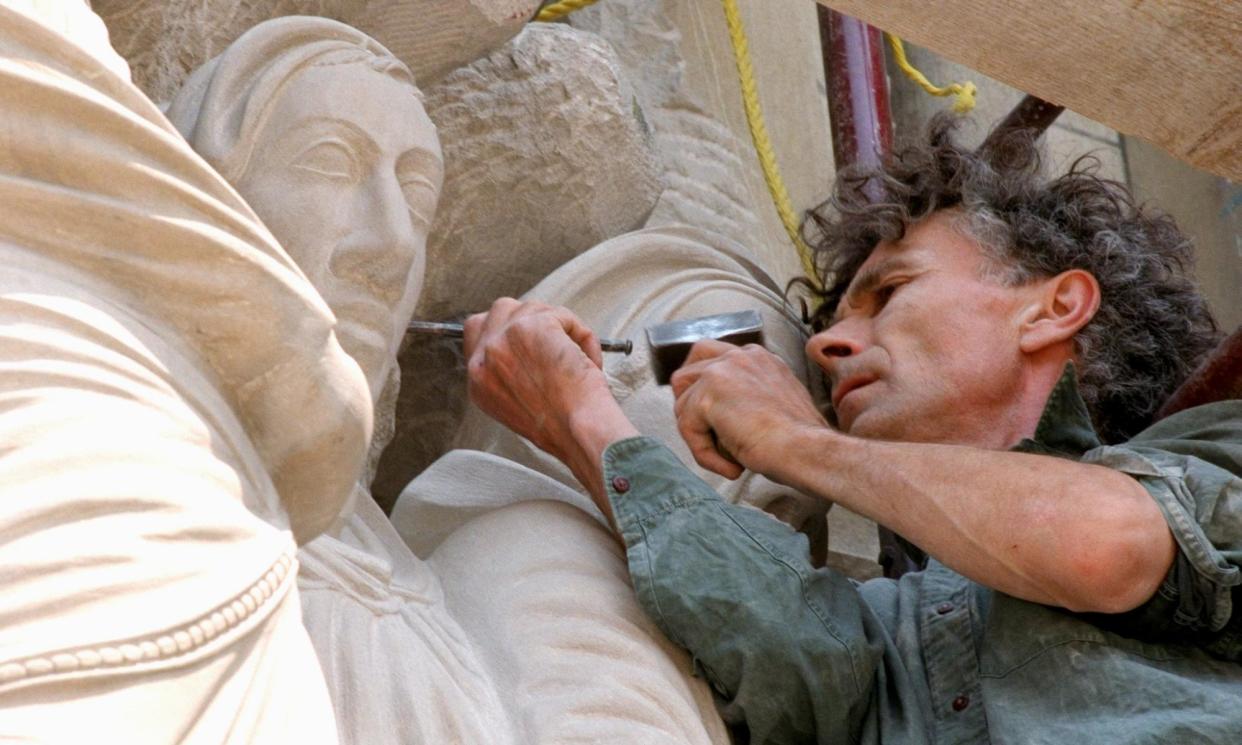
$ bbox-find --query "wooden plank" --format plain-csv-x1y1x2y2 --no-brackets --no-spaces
816,0,1242,181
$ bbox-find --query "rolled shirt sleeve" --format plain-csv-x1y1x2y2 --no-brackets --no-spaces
604,436,928,744
1082,401,1242,660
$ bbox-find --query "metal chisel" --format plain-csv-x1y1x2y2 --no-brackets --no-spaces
407,320,634,355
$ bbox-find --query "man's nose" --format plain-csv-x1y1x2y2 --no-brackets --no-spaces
804,318,867,372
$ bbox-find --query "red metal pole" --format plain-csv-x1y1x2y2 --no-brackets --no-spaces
980,94,1065,151
819,6,892,175
1157,328,1242,419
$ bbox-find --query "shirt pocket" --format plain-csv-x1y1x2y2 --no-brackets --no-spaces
978,592,1242,745
978,591,1188,681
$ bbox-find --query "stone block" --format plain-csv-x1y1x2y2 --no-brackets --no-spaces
569,0,836,289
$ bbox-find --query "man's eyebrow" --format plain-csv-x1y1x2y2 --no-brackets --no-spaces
834,257,914,321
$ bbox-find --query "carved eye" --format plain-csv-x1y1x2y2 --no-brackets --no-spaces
291,139,360,182
400,174,438,230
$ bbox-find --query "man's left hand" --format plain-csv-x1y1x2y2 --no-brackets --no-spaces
671,341,828,480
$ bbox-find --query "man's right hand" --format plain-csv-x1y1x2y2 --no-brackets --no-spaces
671,340,830,483
463,298,639,512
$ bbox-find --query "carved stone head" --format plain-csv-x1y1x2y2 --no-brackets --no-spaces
168,16,444,404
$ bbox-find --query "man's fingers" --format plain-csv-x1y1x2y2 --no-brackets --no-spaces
676,407,743,480
674,382,744,480
673,340,759,398
463,310,493,359
466,297,521,356
482,296,523,329
669,364,702,401
550,307,604,369
682,339,738,367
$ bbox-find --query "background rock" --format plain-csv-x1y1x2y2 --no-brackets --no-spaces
95,0,537,102
415,22,664,322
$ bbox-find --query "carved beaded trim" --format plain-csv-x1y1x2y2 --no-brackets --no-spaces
0,553,295,688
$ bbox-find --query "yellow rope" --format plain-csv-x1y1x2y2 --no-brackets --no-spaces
535,0,600,22
886,33,976,114
535,0,822,291
720,0,822,291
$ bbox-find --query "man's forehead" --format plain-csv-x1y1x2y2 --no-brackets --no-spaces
850,215,990,287
831,219,981,323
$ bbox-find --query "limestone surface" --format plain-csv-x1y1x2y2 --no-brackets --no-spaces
416,22,663,322
567,0,836,287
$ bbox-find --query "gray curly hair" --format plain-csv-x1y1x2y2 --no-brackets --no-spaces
803,114,1221,443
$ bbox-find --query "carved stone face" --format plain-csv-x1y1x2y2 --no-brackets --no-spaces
234,62,443,401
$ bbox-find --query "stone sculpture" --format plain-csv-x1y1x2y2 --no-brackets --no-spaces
417,22,663,324
0,3,368,742
168,16,728,745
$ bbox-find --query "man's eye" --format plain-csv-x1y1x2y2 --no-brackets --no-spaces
874,283,898,308
291,140,359,181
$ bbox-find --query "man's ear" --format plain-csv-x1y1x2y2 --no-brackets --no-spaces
1018,269,1101,354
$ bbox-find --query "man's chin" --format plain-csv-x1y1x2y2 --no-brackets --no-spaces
840,410,907,442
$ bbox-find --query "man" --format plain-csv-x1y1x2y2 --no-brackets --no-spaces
463,118,1242,743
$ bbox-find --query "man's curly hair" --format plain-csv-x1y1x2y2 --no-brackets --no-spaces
803,115,1221,443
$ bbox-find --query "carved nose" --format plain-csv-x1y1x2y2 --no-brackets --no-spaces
329,239,415,305
330,175,420,305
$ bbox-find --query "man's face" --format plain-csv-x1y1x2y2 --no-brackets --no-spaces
806,211,1033,447
236,63,443,403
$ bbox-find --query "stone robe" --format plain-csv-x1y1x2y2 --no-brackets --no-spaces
0,4,371,741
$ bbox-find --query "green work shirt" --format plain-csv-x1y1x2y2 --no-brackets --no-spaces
603,370,1242,744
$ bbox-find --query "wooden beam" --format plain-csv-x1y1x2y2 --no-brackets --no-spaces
816,0,1242,182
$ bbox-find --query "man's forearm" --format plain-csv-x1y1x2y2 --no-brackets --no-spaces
773,426,1175,613
564,401,640,528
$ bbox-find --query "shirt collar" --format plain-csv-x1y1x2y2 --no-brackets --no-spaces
1012,363,1103,457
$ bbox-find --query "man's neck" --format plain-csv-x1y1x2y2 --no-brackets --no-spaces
993,355,1077,450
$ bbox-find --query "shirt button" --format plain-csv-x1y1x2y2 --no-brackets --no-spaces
936,602,954,615
611,476,631,493
951,695,970,712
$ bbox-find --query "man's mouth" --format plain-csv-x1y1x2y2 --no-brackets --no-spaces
831,375,878,411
